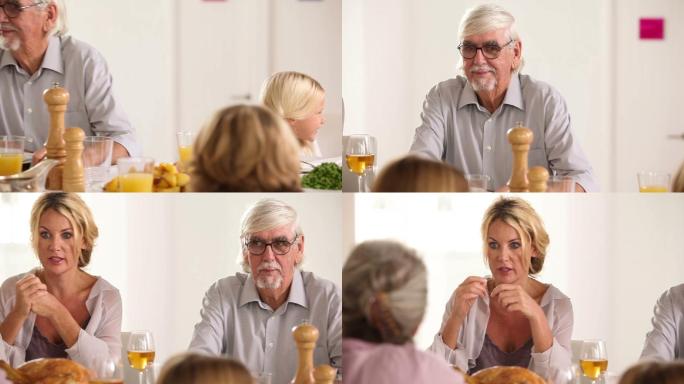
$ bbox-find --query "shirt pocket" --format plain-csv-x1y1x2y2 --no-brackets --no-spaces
528,148,549,168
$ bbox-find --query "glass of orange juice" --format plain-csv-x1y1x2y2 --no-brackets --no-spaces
176,131,194,171
117,157,155,192
0,136,28,177
637,171,670,193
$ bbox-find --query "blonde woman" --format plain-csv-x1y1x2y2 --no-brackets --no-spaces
0,193,121,368
157,353,253,384
430,197,572,379
190,104,302,192
372,155,469,192
261,71,326,158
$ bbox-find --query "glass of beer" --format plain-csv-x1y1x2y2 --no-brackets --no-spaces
637,171,670,192
117,157,155,192
345,134,376,192
0,136,28,176
579,340,607,383
176,131,194,172
127,330,156,384
90,356,124,384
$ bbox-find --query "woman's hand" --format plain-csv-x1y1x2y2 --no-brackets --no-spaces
491,284,542,320
13,274,47,318
441,276,488,349
450,276,488,322
30,291,65,320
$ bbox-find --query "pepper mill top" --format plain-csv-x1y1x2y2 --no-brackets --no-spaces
507,121,533,146
293,323,319,345
43,83,70,106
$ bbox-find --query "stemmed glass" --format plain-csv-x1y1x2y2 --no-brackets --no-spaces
579,340,607,384
345,135,376,192
90,356,124,384
127,330,156,384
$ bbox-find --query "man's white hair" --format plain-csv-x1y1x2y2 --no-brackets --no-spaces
457,4,524,73
239,199,303,272
36,0,69,36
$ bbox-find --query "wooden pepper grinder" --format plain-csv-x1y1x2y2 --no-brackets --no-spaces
313,365,337,384
528,166,549,192
507,122,533,192
43,83,69,190
63,127,85,192
292,323,319,384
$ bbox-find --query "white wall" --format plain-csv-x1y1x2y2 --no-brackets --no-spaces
271,0,343,157
0,193,343,371
350,194,684,375
343,0,614,190
63,0,342,162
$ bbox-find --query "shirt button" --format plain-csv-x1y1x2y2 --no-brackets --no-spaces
486,146,492,151
27,108,33,114
268,342,274,348
27,81,33,85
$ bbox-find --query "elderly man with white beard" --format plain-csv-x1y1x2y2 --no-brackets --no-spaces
0,0,139,164
410,4,597,192
188,199,342,384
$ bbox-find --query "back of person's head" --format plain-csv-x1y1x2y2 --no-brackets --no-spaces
343,240,427,345
190,105,302,192
157,353,253,384
372,155,468,192
672,160,684,192
619,361,684,384
260,71,325,121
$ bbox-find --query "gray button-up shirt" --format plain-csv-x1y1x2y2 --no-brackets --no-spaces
188,270,342,384
0,35,139,155
640,283,684,361
410,74,597,191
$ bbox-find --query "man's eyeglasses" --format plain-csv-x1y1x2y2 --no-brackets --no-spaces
458,39,515,60
244,234,299,256
0,1,42,19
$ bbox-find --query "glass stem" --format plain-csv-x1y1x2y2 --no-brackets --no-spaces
357,175,364,192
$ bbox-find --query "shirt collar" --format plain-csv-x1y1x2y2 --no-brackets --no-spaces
41,35,64,74
0,35,63,74
458,73,524,111
238,269,308,309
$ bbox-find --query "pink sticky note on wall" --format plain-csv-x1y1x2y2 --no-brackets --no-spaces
640,18,664,40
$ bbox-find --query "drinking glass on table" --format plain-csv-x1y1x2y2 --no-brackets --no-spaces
548,175,576,193
637,171,670,192
579,340,607,384
90,356,124,384
127,330,156,384
83,136,114,191
117,157,155,192
345,135,376,192
0,136,29,176
176,131,194,171
546,364,580,384
465,174,490,192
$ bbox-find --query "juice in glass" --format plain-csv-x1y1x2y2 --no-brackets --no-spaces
0,153,23,176
119,173,154,192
